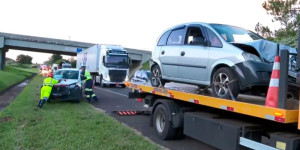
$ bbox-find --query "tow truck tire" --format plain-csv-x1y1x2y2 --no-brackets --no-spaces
151,65,165,87
153,104,176,140
211,67,239,100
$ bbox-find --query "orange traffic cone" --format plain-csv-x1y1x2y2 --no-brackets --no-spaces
265,56,280,107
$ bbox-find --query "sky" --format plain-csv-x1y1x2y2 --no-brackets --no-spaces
1,0,281,64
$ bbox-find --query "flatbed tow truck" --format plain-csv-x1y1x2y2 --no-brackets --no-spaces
124,40,300,149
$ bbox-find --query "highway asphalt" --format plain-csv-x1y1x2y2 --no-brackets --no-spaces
92,84,215,150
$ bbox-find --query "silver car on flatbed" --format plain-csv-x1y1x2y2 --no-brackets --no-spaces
150,22,296,99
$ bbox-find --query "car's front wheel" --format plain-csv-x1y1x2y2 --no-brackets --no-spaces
211,67,239,100
150,65,165,87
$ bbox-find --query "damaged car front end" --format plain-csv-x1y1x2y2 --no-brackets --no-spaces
211,24,298,96
50,69,83,102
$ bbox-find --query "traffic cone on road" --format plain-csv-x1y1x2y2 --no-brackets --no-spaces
265,55,280,108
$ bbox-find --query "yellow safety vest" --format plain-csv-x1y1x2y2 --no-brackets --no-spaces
43,77,58,87
84,70,92,81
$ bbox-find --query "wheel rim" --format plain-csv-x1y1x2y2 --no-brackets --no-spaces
151,67,161,86
155,111,165,133
214,73,230,97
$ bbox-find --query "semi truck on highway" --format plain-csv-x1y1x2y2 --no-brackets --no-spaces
77,44,130,88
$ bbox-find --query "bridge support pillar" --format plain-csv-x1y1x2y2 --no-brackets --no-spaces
0,48,8,71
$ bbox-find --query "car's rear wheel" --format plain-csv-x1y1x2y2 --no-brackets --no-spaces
151,65,165,87
211,67,239,100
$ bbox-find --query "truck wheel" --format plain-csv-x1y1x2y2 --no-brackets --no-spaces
151,65,165,87
211,67,239,100
100,75,106,88
153,104,176,140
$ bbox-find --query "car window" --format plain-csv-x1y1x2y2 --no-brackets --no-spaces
157,30,171,46
141,73,148,79
206,28,223,48
135,72,142,78
54,70,79,80
167,28,186,45
185,27,205,45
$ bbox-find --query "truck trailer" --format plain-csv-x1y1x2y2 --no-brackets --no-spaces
126,49,300,150
77,44,130,88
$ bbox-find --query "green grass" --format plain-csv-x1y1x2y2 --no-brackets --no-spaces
7,64,39,73
0,66,32,92
140,60,150,70
11,67,39,73
0,75,161,150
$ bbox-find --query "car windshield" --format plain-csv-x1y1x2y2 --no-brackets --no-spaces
106,55,129,68
54,70,78,80
210,24,264,43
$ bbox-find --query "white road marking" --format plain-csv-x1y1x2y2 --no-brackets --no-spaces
95,87,128,97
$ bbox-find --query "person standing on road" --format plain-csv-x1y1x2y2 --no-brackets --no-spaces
81,65,99,102
38,73,59,108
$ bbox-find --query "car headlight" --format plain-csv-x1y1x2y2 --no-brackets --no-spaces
69,84,76,88
104,74,110,81
242,52,262,62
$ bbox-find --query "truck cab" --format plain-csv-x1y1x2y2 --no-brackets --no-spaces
98,45,130,87
77,44,130,88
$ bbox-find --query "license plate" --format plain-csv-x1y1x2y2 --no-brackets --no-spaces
116,82,120,85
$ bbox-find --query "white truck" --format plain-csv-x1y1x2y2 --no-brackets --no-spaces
76,44,130,88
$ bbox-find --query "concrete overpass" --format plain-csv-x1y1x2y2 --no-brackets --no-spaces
0,32,151,76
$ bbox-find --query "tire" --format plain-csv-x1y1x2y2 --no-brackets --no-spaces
211,67,239,100
121,84,126,88
150,65,165,87
75,88,82,103
100,75,106,88
153,104,176,140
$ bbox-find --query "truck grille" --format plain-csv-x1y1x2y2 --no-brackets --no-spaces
109,70,126,82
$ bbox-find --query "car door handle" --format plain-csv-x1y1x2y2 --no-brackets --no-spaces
180,51,185,56
161,50,165,55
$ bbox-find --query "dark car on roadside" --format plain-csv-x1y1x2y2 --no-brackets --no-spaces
50,68,83,102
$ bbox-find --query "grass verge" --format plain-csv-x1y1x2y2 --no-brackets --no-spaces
140,60,150,70
0,75,161,150
0,66,32,92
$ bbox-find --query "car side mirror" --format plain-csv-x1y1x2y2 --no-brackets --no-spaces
128,57,132,66
102,56,106,66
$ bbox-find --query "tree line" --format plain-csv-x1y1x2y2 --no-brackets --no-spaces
255,0,299,48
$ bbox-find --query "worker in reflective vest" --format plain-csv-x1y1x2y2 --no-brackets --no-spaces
38,73,59,108
81,65,98,102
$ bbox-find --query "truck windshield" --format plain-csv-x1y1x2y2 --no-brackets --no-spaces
210,24,264,43
106,55,129,68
